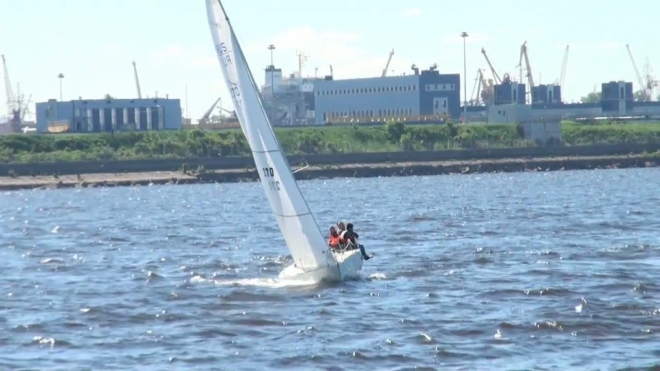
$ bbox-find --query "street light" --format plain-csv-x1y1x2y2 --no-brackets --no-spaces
57,73,64,101
460,32,468,124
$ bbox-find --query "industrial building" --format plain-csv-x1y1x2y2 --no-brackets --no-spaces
261,63,318,126
464,79,660,124
312,66,461,125
35,98,182,133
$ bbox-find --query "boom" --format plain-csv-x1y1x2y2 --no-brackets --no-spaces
2,55,15,117
381,49,394,77
518,41,534,102
558,45,569,88
481,48,501,84
132,61,142,99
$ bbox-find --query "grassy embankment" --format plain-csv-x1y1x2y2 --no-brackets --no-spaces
1,121,660,164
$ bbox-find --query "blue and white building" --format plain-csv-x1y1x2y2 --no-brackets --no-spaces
312,67,461,125
35,98,182,133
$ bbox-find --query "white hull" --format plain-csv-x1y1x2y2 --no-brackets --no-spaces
279,249,364,283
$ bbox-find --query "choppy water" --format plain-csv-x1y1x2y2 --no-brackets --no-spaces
1,169,660,370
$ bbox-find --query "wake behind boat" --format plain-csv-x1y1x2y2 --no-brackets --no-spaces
205,0,368,283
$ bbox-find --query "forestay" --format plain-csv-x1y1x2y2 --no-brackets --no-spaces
205,0,333,271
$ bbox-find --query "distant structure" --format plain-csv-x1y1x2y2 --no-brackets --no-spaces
260,52,319,126
313,64,461,125
35,98,182,133
532,85,562,104
2,54,32,133
493,73,526,105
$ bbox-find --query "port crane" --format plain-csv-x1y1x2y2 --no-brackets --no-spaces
480,48,502,84
469,69,495,106
625,44,651,101
643,59,659,99
553,45,569,90
2,55,31,132
381,49,394,77
132,61,142,99
198,97,236,124
517,41,535,103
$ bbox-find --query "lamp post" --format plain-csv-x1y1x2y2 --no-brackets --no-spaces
267,44,276,123
460,32,468,124
57,73,64,101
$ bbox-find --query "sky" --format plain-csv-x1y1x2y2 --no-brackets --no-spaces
2,0,659,121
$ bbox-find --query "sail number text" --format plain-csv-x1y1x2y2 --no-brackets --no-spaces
216,42,233,67
262,167,280,191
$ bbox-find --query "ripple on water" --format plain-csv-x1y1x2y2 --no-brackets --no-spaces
0,169,660,370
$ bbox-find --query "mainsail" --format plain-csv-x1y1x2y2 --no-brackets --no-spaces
205,0,333,271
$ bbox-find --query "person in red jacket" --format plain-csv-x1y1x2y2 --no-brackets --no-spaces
328,226,341,249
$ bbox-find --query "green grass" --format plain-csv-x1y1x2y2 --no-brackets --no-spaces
1,120,660,163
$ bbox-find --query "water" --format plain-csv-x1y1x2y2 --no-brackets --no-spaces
1,169,659,370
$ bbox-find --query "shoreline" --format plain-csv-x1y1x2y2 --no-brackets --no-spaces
0,154,657,191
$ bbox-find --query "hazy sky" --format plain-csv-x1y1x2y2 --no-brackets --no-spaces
1,0,658,120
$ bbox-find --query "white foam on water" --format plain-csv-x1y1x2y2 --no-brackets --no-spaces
190,275,317,288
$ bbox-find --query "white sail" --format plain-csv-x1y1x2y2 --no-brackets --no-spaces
205,0,334,272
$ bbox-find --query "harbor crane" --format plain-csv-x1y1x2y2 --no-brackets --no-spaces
643,59,659,99
296,51,308,78
470,69,495,106
132,61,142,99
198,97,236,124
625,44,651,101
198,97,221,124
2,55,31,132
381,49,394,77
517,41,535,103
553,45,569,89
469,69,483,105
480,48,502,84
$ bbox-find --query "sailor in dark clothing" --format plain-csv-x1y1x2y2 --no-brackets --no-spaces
343,223,372,260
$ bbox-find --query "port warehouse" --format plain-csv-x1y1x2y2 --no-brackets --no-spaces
35,98,182,133
32,69,660,133
312,67,461,124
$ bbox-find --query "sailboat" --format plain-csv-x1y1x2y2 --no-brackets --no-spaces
205,0,365,283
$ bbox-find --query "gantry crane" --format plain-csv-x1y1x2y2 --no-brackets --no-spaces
381,49,394,77
517,41,535,103
132,61,142,99
480,48,502,84
626,44,651,101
